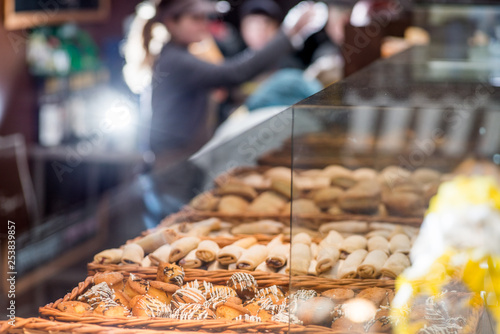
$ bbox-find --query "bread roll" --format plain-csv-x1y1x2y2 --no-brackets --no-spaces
357,250,388,278
195,240,220,262
237,244,268,270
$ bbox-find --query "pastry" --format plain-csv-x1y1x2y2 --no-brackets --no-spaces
236,244,268,270
232,236,258,248
56,301,91,314
292,232,312,245
239,173,271,189
352,168,377,181
135,228,178,254
93,301,130,317
367,236,390,255
311,186,344,209
411,168,441,185
264,167,295,180
93,272,124,291
383,191,425,217
123,274,150,298
389,234,411,254
323,165,356,189
215,301,251,319
270,177,299,199
266,243,289,268
94,248,123,265
218,195,249,214
182,280,214,297
357,250,389,278
284,199,321,215
189,192,219,211
169,237,200,262
114,290,131,307
356,287,391,307
331,317,364,332
185,218,221,237
319,221,369,234
339,235,367,255
316,244,340,274
214,181,258,200
195,240,220,262
157,262,185,286
179,249,203,268
337,249,368,279
173,303,216,320
217,245,244,265
227,272,258,301
320,288,354,303
121,243,144,265
296,297,335,326
248,191,287,214
149,244,172,265
290,242,311,276
338,180,381,214
171,287,206,310
131,295,170,317
381,252,410,278
231,220,284,235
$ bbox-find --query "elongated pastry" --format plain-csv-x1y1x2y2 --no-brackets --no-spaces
264,166,294,180
255,261,276,273
231,220,284,235
266,243,289,268
186,218,221,237
367,236,390,255
381,253,410,278
308,260,318,276
290,242,311,275
121,243,144,265
316,246,340,274
135,228,178,254
310,243,319,259
366,229,392,239
320,230,344,247
357,250,388,278
94,248,123,264
389,234,411,254
319,221,369,234
323,165,356,189
233,236,258,249
248,191,287,214
311,186,344,209
189,192,219,211
284,199,321,215
179,249,203,269
169,237,201,262
237,244,268,270
207,261,226,271
149,244,172,265
292,232,312,245
352,168,377,181
195,240,220,262
337,249,367,279
266,235,284,250
339,235,367,254
217,245,244,265
319,260,343,279
141,256,152,267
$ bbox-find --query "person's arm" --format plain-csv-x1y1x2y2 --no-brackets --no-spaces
160,30,294,89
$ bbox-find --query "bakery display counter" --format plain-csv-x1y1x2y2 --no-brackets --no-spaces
3,45,499,333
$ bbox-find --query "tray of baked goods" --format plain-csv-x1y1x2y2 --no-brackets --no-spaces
186,164,448,225
89,212,418,283
30,265,484,334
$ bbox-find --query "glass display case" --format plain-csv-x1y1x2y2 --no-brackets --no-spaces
4,44,499,333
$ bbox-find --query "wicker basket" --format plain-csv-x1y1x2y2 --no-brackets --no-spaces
38,271,395,334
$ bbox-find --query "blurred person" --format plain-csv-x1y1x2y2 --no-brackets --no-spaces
124,0,324,170
237,0,326,111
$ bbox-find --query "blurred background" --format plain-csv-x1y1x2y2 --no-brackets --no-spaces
1,0,500,319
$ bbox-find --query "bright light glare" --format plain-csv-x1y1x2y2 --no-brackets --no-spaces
350,1,371,27
343,298,377,323
216,1,231,13
105,103,133,130
137,2,156,20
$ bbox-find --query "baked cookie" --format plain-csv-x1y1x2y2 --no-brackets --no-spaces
218,195,249,214
320,288,355,303
338,180,381,214
189,193,219,211
311,186,344,210
248,191,287,214
215,182,258,201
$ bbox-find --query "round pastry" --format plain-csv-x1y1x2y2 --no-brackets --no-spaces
93,301,130,318
331,317,364,332
311,186,344,210
215,301,251,320
93,271,124,291
131,295,171,317
215,181,258,201
218,195,249,214
157,262,185,286
173,303,216,320
323,165,356,189
366,308,392,332
356,287,392,308
411,168,441,185
182,280,214,298
189,192,220,211
56,301,91,314
383,191,425,217
321,288,355,303
227,273,258,301
123,274,150,298
148,283,177,304
114,290,131,307
338,181,381,214
256,285,285,301
79,282,115,307
171,287,206,310
295,296,335,326
207,285,240,309
283,199,321,215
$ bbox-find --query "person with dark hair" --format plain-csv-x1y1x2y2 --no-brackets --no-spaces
124,0,325,170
